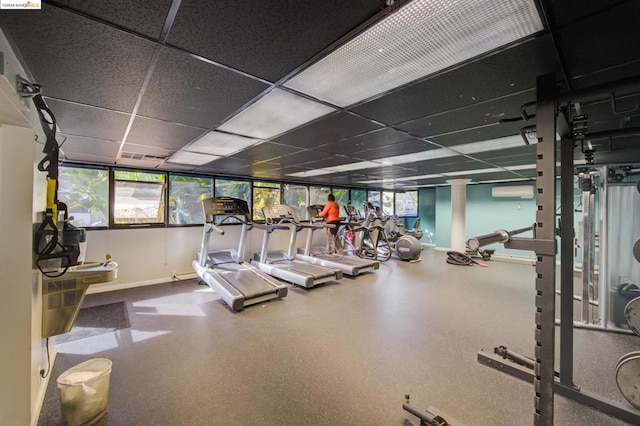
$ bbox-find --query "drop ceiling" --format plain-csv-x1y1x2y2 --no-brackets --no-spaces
1,0,639,189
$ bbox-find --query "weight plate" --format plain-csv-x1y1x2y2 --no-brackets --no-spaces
634,239,640,263
625,297,640,336
616,352,640,410
617,350,640,366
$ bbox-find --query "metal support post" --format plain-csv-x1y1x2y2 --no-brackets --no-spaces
534,73,558,426
559,136,575,386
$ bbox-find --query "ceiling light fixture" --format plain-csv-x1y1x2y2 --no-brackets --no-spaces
217,88,336,139
167,151,219,165
184,131,262,156
284,0,543,107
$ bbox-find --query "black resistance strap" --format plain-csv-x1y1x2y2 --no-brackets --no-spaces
446,251,487,267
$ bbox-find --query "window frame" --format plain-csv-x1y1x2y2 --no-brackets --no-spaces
110,168,168,229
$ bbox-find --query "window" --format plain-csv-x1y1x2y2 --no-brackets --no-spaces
332,188,350,213
252,181,281,220
213,178,251,224
58,165,109,227
283,184,308,220
350,189,366,217
382,191,395,216
215,178,251,202
309,186,330,206
113,170,165,225
367,191,381,207
396,191,418,217
168,175,213,225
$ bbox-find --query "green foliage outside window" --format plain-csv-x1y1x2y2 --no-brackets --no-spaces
169,175,213,225
215,178,251,202
309,186,330,205
382,191,394,216
349,189,366,218
283,184,308,221
253,181,281,220
58,165,109,227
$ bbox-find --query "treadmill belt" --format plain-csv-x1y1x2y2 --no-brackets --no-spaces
217,266,277,299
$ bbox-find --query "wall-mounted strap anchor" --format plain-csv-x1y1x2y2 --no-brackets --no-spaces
16,75,41,98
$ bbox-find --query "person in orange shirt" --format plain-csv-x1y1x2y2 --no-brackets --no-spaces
318,193,342,254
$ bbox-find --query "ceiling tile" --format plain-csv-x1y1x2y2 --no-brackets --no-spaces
558,2,640,78
406,155,484,173
428,120,527,148
232,142,301,162
550,0,622,26
0,5,157,111
353,139,435,161
128,116,207,150
59,134,121,157
166,0,380,81
397,91,535,137
201,157,255,173
274,112,382,149
315,128,413,155
54,0,173,39
137,47,269,128
303,155,365,169
351,35,561,124
46,99,130,141
62,153,116,165
267,150,334,167
470,145,537,165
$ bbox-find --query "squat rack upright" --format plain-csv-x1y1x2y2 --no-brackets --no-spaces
477,72,640,425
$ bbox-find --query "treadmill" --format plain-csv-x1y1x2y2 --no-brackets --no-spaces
251,204,343,288
192,197,287,311
296,204,380,276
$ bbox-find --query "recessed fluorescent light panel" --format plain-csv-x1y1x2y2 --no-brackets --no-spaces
217,88,336,139
185,131,261,156
285,0,543,106
449,135,535,155
167,151,220,165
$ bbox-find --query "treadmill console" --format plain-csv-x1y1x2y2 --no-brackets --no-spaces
202,197,250,219
344,204,361,220
263,204,300,224
307,204,324,220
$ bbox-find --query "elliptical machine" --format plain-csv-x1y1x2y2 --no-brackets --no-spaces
363,203,423,262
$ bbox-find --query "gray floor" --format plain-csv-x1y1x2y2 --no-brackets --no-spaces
38,249,639,425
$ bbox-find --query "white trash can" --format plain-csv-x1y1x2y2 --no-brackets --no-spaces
57,358,112,426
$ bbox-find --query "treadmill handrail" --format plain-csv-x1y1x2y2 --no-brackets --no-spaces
252,222,289,233
300,222,331,230
206,223,225,235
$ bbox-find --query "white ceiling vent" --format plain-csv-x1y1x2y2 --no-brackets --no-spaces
120,151,168,161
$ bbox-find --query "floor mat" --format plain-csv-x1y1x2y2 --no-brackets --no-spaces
55,301,130,344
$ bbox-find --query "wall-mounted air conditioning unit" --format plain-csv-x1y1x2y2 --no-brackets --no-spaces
491,185,534,199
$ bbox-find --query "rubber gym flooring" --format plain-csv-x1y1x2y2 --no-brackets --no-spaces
38,249,638,425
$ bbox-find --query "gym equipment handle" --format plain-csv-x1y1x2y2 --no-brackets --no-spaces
466,226,532,250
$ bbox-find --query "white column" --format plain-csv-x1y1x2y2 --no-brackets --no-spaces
448,179,470,251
